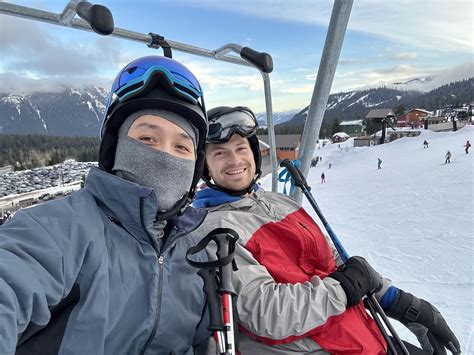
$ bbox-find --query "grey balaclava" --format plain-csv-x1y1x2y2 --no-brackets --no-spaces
112,109,198,214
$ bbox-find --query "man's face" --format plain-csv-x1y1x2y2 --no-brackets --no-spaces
205,134,256,191
128,114,195,161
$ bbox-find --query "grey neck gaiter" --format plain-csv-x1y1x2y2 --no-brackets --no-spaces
113,136,195,212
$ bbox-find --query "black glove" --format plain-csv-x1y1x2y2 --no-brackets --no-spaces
329,256,382,307
386,289,461,354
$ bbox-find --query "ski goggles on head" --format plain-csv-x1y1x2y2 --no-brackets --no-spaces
111,56,204,107
207,107,258,143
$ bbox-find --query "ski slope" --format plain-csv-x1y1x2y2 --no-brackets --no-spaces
262,126,473,352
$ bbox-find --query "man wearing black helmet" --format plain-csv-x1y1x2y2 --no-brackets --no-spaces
194,106,460,354
0,56,213,354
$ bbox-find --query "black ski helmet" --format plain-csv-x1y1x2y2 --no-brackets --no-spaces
203,106,261,195
99,56,208,216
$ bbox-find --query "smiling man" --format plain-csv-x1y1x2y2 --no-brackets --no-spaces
204,133,256,192
193,106,460,354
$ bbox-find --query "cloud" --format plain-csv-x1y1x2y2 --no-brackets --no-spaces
291,67,312,73
339,58,371,66
0,15,126,91
0,72,111,93
331,61,473,93
177,0,473,54
0,10,265,94
425,62,474,90
388,52,418,60
280,84,314,94
184,60,263,92
332,64,427,91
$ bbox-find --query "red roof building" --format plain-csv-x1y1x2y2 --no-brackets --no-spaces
397,108,432,127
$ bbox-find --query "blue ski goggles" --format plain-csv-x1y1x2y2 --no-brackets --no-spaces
109,56,204,108
207,107,258,143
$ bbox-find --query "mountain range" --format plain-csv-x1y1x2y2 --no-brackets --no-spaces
276,78,473,135
0,78,472,137
0,87,107,137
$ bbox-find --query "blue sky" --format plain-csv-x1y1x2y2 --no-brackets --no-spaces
1,0,472,112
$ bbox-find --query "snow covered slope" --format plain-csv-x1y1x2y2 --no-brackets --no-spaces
262,126,473,352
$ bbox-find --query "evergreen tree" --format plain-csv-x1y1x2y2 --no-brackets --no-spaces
0,134,100,170
330,118,341,136
394,104,405,116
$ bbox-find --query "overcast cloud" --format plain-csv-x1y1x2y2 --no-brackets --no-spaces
180,0,473,54
1,15,124,91
0,1,471,111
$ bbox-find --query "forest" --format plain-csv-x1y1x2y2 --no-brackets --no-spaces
0,134,99,170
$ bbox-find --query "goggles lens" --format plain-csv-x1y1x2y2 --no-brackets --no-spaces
111,56,203,106
208,108,258,143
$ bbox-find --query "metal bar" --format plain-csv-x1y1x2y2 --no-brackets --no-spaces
0,2,61,24
214,43,244,58
0,2,255,68
0,1,279,189
294,0,353,203
58,0,81,26
262,73,278,191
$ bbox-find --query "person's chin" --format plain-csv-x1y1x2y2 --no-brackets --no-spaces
229,179,252,191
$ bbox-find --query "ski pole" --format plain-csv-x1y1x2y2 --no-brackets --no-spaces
186,228,239,355
280,159,409,355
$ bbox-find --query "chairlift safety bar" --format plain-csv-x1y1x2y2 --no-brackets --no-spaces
0,0,280,191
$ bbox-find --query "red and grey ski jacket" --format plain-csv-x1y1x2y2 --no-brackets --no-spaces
194,187,386,354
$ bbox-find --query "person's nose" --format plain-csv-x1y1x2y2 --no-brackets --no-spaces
157,140,174,156
226,150,241,165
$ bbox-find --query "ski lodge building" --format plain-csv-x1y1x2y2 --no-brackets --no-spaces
259,134,301,161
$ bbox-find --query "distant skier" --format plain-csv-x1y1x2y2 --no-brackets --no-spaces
328,163,332,169
423,140,429,148
464,140,471,154
445,150,452,164
377,158,382,170
321,172,326,183
311,157,318,168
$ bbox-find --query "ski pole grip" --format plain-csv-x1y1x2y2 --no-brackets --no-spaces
197,269,224,331
214,229,239,295
186,230,235,270
240,47,273,73
280,159,307,189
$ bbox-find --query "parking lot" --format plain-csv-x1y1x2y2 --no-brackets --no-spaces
0,160,96,213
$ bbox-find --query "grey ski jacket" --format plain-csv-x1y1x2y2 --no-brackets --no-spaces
0,167,211,355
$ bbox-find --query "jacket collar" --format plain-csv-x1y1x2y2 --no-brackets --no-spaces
193,187,241,208
84,167,206,240
194,185,263,210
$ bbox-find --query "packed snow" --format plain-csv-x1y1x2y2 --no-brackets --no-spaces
262,126,473,352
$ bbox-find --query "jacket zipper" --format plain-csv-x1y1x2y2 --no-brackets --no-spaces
140,253,164,355
138,227,186,354
105,211,163,355
252,193,275,219
138,212,208,354
140,252,164,355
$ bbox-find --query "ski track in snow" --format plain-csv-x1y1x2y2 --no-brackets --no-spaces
262,126,474,352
